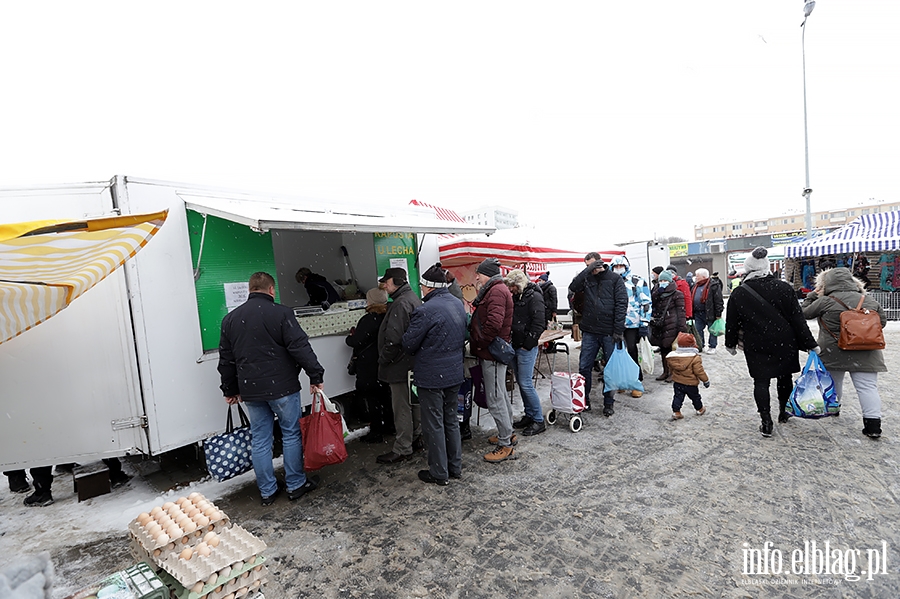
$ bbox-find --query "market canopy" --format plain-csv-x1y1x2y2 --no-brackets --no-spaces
0,210,167,344
785,212,900,258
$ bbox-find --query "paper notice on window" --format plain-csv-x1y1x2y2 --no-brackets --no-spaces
224,282,249,312
389,258,408,275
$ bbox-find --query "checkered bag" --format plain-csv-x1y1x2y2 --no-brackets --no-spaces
204,405,253,482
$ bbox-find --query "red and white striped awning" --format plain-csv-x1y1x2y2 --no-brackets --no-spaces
409,199,467,223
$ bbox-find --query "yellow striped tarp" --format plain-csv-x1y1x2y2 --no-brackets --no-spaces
0,210,167,344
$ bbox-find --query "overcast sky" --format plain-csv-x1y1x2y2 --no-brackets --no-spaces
1,1,897,252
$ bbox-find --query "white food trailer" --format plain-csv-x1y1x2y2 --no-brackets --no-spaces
0,176,491,470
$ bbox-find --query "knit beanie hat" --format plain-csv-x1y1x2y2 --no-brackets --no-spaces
658,270,674,283
366,287,388,305
476,258,501,278
743,247,769,275
420,262,450,288
538,272,549,282
675,332,696,349
666,264,678,274
651,266,664,275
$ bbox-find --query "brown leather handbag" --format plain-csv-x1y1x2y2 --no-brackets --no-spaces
820,295,885,351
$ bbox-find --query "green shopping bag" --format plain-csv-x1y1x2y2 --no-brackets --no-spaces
708,318,725,337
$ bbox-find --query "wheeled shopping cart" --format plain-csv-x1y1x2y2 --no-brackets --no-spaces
544,343,587,433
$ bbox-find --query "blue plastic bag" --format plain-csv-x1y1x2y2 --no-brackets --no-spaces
603,344,644,393
787,352,840,419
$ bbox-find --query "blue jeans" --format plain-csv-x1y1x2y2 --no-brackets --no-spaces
578,331,616,405
513,346,543,423
693,310,717,349
244,393,307,497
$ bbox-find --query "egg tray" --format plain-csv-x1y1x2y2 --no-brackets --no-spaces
129,513,231,551
135,524,267,588
155,558,268,599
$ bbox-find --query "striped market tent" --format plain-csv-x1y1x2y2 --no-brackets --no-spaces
785,211,900,257
0,210,167,344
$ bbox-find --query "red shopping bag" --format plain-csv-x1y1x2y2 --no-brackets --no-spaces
300,392,348,471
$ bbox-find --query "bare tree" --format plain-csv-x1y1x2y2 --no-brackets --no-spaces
656,235,687,244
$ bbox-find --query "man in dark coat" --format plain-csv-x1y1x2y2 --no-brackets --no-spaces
402,263,467,485
219,272,324,505
724,249,818,437
376,267,423,464
469,258,516,462
568,258,628,416
690,268,724,353
538,272,557,324
295,267,340,307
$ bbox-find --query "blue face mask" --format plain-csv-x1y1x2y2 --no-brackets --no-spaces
659,281,670,288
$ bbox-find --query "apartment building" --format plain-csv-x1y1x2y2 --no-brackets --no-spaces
460,206,519,230
694,200,900,241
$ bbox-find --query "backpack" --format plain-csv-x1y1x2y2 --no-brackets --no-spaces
819,295,885,351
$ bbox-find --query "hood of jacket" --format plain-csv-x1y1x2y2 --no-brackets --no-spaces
817,267,865,296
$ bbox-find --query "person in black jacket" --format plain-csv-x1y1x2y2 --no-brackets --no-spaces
346,288,393,443
724,249,818,437
505,270,547,436
219,272,325,505
295,267,341,307
568,259,628,416
538,272,557,325
690,268,724,354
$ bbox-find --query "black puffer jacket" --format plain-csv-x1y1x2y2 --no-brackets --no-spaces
649,286,685,349
568,263,628,336
218,292,325,401
346,305,386,387
511,283,546,350
725,275,817,379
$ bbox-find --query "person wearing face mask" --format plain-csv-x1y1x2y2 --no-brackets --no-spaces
649,270,686,382
609,256,652,396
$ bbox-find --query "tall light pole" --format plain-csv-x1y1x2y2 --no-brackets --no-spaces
801,0,816,239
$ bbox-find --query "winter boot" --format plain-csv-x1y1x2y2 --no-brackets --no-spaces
759,412,774,438
863,418,882,439
6,471,30,494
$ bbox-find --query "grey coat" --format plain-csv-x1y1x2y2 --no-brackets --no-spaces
801,268,887,373
378,283,423,383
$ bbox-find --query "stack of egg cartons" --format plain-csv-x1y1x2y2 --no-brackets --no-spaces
128,493,268,599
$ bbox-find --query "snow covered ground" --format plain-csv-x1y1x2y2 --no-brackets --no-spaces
2,322,900,597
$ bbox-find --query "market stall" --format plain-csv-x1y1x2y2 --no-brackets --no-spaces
784,211,900,318
438,227,623,306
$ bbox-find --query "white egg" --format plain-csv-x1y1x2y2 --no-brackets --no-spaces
206,573,218,586
162,501,175,511
156,533,169,545
182,521,197,534
149,506,163,516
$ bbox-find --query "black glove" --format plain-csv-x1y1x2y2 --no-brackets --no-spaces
612,333,624,347
702,380,710,388
638,326,649,338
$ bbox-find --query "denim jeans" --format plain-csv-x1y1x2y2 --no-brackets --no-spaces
693,309,717,349
244,393,306,497
513,346,543,423
578,331,616,405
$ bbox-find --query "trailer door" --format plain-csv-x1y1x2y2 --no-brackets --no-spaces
0,183,146,470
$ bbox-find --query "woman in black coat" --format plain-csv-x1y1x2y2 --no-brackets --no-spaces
724,248,818,437
649,270,685,382
504,270,547,436
346,288,393,443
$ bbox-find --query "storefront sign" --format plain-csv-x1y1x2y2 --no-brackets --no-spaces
669,243,688,257
374,233,420,296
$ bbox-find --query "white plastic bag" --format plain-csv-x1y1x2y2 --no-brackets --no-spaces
638,336,655,376
317,390,349,438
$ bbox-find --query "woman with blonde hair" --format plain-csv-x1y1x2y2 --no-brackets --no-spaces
504,269,547,437
802,267,887,438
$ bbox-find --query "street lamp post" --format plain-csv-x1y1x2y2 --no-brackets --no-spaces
801,0,816,239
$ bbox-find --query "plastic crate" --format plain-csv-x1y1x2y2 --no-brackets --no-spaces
65,562,167,599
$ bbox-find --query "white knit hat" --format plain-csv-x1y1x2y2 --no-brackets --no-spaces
743,247,770,275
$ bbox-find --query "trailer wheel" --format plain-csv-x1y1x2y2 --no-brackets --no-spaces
546,410,557,426
569,416,583,433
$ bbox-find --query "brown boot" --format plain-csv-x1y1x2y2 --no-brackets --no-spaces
483,445,517,463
